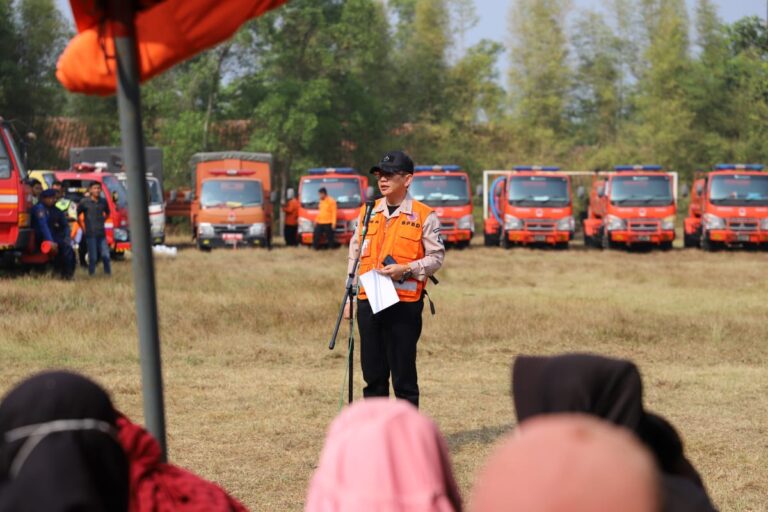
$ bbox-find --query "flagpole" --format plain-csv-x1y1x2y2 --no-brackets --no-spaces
108,0,168,461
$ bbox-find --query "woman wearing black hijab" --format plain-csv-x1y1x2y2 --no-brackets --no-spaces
512,353,716,512
0,371,129,512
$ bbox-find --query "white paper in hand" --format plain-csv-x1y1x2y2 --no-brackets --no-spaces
358,270,400,314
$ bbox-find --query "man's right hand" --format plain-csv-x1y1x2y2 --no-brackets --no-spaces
343,301,352,319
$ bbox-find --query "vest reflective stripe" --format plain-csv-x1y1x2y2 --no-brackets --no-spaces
357,199,432,303
55,199,71,212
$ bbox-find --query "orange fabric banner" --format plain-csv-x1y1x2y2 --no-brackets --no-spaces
57,0,287,96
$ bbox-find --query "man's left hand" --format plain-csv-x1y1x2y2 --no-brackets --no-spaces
378,264,409,281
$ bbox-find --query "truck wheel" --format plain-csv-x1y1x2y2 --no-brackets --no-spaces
701,233,721,252
197,241,211,252
484,233,499,247
501,230,510,249
683,233,696,248
555,242,569,250
601,232,612,250
660,241,673,251
584,231,593,248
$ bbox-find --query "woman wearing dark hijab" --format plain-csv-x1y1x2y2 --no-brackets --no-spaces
0,371,129,512
512,353,717,512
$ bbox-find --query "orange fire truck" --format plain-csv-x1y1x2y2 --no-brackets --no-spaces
297,168,369,246
583,165,676,250
410,165,474,247
684,164,768,250
484,167,575,248
190,152,274,250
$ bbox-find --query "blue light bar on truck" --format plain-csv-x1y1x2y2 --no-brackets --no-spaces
614,165,663,172
714,164,764,171
513,166,560,172
307,167,358,175
414,165,462,172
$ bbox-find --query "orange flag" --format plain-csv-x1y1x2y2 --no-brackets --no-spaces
57,0,287,96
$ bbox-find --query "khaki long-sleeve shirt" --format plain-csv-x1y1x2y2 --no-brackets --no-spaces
347,197,444,282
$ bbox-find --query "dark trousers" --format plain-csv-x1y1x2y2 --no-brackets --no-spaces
78,236,88,267
284,224,298,246
357,298,423,408
87,236,111,275
313,223,334,250
53,240,75,279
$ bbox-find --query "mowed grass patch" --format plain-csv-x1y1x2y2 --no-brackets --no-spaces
1,238,767,511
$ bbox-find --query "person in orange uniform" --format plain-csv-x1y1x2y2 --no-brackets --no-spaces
281,188,299,246
313,187,337,250
344,150,444,408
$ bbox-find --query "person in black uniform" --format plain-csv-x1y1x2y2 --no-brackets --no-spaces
31,189,75,279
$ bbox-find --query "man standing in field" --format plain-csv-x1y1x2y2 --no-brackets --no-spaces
313,187,337,250
77,181,111,276
32,189,75,279
344,150,444,408
282,188,299,246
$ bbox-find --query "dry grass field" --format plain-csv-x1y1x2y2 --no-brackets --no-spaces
1,236,767,511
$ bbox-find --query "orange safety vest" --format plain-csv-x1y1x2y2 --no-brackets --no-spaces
316,197,337,225
282,198,299,226
357,199,432,303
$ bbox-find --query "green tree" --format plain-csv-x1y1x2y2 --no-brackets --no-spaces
507,0,571,157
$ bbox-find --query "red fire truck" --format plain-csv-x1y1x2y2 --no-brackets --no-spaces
484,167,575,248
410,165,474,247
684,164,768,250
297,168,369,246
0,119,40,267
583,165,676,250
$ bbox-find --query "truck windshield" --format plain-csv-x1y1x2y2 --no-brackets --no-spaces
201,179,263,208
610,175,673,206
508,176,570,207
410,175,469,206
710,174,768,206
301,177,362,208
117,176,163,205
0,127,26,180
103,175,129,209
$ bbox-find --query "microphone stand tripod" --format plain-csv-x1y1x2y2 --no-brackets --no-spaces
328,199,375,404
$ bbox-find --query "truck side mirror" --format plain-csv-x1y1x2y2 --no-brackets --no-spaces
696,184,703,195
475,185,483,198
270,191,278,202
680,184,689,198
112,191,119,203
597,185,605,198
366,185,375,199
576,186,585,199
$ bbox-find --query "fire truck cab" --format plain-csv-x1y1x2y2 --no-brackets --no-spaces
297,168,368,246
583,165,676,250
410,165,474,248
484,167,575,249
0,119,38,267
684,164,768,250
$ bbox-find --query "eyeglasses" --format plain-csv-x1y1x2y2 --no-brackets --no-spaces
373,171,408,181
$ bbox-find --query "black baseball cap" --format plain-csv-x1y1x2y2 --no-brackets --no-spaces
370,150,414,175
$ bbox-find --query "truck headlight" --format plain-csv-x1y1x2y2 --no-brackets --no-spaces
702,213,725,230
348,218,359,231
198,222,215,237
504,214,522,230
113,228,129,242
248,222,266,237
298,217,314,234
605,214,626,231
556,215,575,231
458,214,474,231
661,216,676,231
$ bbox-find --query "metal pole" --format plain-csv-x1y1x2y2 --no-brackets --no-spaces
110,0,167,460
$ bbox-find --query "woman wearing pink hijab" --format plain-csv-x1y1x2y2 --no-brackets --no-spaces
306,399,462,512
